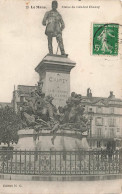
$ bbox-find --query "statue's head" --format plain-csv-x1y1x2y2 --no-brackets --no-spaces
71,92,76,97
31,91,35,97
38,80,43,89
52,1,58,10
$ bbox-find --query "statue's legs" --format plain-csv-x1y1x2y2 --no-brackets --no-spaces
56,34,65,55
47,36,53,54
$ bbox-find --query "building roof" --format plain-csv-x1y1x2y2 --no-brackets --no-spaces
0,102,12,108
81,95,122,107
17,85,36,95
13,85,122,107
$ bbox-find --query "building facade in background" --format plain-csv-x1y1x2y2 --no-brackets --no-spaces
12,85,37,112
11,85,122,149
0,102,12,108
82,89,122,149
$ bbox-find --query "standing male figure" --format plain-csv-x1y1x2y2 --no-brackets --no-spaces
42,1,66,55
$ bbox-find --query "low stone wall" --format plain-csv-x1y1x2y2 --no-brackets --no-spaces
0,174,122,181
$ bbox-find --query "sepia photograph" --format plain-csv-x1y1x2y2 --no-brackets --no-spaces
0,0,122,193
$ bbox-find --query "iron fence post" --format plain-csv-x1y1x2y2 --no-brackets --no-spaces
50,151,51,175
89,151,91,174
20,150,21,174
55,151,56,174
7,150,8,174
25,150,26,174
119,149,122,174
70,151,71,175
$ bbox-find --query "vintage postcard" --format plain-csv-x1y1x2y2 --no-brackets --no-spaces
0,0,122,194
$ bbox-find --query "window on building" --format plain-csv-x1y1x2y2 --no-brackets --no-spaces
110,107,114,114
97,141,101,148
96,106,102,113
110,128,114,138
20,96,25,103
117,128,120,132
95,117,103,126
97,128,102,137
108,118,116,127
88,107,93,112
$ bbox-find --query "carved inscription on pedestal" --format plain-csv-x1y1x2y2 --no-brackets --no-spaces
46,72,70,107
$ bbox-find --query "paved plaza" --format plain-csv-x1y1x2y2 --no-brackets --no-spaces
0,179,122,194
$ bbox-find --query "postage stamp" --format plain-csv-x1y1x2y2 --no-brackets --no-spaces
92,23,119,56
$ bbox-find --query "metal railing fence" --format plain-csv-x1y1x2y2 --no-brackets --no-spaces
0,150,122,175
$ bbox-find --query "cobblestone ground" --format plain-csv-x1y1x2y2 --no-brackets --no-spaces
0,179,122,194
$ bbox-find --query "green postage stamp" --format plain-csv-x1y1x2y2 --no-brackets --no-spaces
92,23,119,56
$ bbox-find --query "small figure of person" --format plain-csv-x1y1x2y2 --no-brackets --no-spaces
35,81,45,97
42,1,66,55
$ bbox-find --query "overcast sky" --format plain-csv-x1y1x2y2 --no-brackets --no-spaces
0,0,122,102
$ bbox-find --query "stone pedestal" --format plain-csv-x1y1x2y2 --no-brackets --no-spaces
35,54,76,107
16,129,37,150
16,129,89,151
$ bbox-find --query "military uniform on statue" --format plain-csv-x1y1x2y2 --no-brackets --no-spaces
42,1,67,56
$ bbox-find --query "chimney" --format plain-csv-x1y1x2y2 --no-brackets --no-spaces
108,91,115,99
87,88,92,98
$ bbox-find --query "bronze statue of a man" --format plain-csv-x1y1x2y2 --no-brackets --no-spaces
42,1,66,56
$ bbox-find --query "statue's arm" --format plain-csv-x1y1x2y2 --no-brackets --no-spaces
60,15,65,31
42,12,49,26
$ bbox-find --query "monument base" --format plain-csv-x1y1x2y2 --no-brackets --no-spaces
16,129,89,151
35,54,76,107
16,129,37,150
